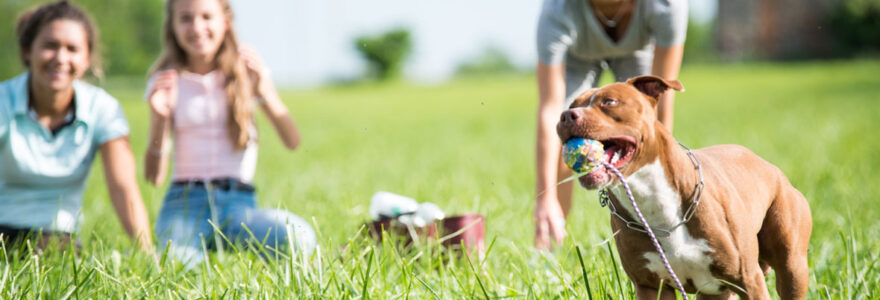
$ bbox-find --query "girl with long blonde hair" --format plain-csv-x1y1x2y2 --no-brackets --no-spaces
144,0,314,266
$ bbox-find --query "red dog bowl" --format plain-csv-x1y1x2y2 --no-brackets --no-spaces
439,213,486,253
367,218,437,247
366,213,486,254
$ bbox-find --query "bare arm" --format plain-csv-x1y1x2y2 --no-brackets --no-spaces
101,137,153,251
536,63,566,202
257,89,301,150
534,62,568,249
241,46,300,150
144,110,172,185
144,70,177,186
651,44,684,132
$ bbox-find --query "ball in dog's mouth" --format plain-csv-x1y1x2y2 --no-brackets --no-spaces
564,136,637,189
562,138,605,174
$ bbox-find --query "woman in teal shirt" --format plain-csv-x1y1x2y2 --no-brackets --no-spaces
0,0,151,251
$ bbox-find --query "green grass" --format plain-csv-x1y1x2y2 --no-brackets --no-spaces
3,60,880,298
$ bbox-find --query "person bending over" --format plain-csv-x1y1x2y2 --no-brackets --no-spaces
533,0,687,249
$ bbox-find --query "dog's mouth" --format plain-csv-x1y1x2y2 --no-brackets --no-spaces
601,136,637,169
578,136,637,189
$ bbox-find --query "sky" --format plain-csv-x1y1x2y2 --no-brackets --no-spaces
232,0,717,87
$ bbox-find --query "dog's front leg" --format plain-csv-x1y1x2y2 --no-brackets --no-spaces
695,291,737,300
636,285,676,300
739,268,773,300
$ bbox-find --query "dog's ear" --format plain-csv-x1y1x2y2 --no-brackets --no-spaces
569,88,599,108
626,75,684,105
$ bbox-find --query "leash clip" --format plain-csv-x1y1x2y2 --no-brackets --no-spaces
598,189,610,207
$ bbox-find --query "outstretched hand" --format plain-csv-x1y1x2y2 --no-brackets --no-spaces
239,45,275,100
535,194,567,250
149,69,178,118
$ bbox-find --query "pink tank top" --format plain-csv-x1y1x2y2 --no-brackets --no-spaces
150,70,258,182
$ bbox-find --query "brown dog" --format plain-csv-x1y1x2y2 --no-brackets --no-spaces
556,76,812,299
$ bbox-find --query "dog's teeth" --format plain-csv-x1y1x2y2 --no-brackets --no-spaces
611,152,620,164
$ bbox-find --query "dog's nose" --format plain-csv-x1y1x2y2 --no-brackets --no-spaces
560,109,583,126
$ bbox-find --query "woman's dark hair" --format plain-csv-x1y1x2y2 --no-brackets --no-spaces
15,0,102,79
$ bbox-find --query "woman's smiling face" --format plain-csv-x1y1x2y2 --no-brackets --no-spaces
171,0,229,62
24,19,91,92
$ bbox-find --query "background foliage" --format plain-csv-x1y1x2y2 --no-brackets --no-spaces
455,45,519,78
828,0,880,57
0,0,163,79
683,19,717,64
353,28,413,81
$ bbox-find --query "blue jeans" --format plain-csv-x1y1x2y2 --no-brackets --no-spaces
154,182,316,268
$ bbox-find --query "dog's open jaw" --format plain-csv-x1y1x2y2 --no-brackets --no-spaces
577,135,637,189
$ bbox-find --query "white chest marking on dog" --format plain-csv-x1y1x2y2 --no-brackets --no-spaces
610,160,723,294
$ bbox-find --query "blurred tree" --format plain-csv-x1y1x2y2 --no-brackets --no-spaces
828,0,880,56
354,28,412,81
454,45,518,77
0,0,163,79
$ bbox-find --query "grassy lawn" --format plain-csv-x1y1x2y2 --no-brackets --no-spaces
3,60,879,298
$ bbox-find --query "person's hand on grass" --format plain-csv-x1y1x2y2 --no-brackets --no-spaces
535,194,567,250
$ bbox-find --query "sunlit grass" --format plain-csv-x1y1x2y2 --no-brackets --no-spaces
2,60,878,298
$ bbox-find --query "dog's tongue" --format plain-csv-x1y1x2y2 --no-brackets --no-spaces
583,165,607,182
604,145,619,164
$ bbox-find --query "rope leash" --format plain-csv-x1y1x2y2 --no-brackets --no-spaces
561,138,704,298
602,161,690,300
598,143,704,237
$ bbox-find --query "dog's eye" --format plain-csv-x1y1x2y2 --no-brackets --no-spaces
602,98,619,106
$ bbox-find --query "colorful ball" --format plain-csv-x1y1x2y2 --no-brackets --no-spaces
562,138,605,173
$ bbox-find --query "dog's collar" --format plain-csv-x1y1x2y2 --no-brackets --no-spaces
598,142,704,237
